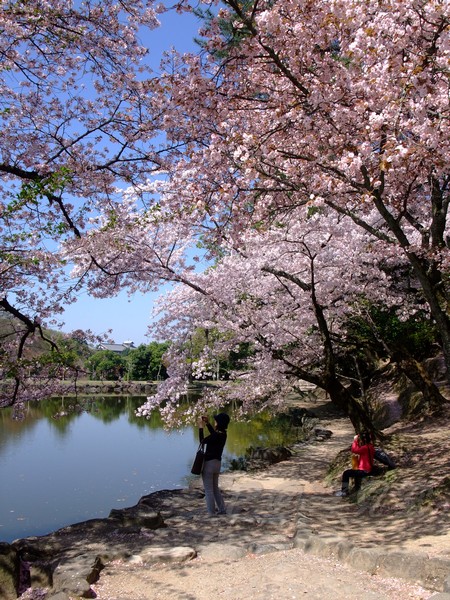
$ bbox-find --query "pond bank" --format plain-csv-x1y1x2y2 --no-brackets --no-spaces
6,403,450,599
64,380,157,396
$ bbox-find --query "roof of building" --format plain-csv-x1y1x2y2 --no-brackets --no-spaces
99,343,134,353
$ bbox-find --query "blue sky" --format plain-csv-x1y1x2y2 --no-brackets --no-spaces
60,9,204,346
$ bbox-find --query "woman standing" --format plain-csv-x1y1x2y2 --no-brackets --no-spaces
198,413,230,515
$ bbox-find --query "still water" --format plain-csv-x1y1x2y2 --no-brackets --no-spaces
0,396,296,543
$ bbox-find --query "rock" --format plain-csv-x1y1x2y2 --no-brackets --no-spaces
314,428,333,440
294,533,353,563
229,515,259,527
0,542,20,600
137,546,196,564
249,541,293,554
196,543,246,562
376,551,450,588
246,446,292,467
52,557,103,598
444,574,450,593
108,507,164,529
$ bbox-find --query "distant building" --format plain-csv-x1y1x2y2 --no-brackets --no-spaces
98,341,135,354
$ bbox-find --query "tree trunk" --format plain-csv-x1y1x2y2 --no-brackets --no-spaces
325,376,375,435
392,351,449,410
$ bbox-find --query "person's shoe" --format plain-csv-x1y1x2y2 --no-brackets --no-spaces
334,490,348,497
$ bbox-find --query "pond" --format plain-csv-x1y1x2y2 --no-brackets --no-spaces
0,396,299,543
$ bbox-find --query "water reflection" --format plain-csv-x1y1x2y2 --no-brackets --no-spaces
0,396,299,543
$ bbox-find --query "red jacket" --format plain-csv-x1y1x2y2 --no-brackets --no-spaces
351,439,375,472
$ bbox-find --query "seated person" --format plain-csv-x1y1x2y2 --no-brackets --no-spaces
336,430,375,497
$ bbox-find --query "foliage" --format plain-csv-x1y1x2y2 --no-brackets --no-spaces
184,328,253,380
83,341,170,381
346,305,438,362
86,350,126,381
126,341,170,381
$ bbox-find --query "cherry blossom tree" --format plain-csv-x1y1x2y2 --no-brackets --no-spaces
0,0,167,408
132,205,445,429
153,0,450,379
71,174,444,429
68,0,449,428
4,0,448,432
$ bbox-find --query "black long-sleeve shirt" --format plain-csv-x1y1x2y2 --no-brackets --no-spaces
199,422,227,461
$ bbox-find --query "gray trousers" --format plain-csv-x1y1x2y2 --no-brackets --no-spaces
202,459,226,515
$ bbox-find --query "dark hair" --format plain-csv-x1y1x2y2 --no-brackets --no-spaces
359,430,371,445
214,413,230,431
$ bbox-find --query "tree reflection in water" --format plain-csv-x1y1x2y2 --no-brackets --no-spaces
0,396,304,542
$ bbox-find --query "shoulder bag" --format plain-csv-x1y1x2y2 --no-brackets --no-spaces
191,443,205,475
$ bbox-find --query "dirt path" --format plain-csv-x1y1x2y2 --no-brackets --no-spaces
92,547,433,600
89,407,450,600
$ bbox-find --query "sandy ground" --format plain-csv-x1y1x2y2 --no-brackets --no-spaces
91,548,434,600
88,406,450,600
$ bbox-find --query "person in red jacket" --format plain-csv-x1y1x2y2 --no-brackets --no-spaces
335,431,375,497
